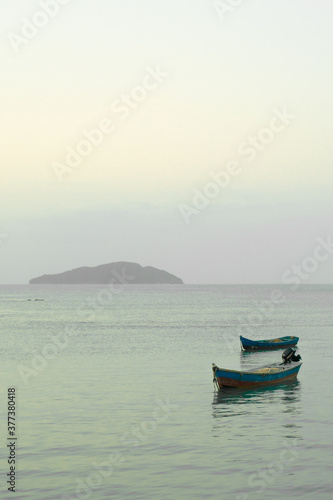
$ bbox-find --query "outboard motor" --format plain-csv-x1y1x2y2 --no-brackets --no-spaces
282,347,301,364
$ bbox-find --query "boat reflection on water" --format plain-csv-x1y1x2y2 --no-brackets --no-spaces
211,343,303,445
212,379,301,407
211,379,302,441
212,378,301,416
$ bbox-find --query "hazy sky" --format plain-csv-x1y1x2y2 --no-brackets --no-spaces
1,0,333,284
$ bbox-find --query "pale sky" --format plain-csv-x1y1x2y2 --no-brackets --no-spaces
1,0,333,284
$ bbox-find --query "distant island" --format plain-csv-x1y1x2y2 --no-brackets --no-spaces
29,262,183,285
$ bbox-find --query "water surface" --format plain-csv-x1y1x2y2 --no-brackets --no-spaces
0,284,332,499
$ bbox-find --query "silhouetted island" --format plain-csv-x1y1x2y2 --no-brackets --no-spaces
29,262,183,285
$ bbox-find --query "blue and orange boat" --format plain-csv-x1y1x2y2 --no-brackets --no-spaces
240,335,299,351
212,348,302,389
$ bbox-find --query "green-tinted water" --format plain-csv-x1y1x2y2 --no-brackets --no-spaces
1,285,332,499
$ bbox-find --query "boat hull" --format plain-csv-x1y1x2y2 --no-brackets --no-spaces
240,335,299,351
212,362,302,389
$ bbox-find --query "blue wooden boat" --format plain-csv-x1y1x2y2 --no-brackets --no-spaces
212,348,302,389
240,335,299,351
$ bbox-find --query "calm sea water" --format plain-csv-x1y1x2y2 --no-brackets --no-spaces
0,284,332,499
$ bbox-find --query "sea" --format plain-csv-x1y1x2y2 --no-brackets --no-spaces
0,284,332,500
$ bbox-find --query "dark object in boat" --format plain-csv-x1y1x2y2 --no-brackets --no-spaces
212,348,302,389
281,347,301,364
